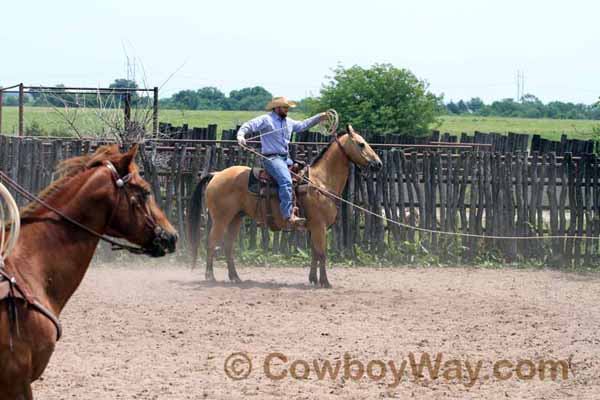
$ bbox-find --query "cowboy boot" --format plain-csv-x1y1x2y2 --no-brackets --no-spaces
286,207,306,228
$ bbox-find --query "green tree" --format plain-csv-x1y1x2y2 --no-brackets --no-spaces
297,96,320,113
467,97,485,113
457,100,469,114
312,63,442,136
226,86,272,110
195,87,226,109
109,78,138,106
109,78,138,90
1,93,18,106
446,101,460,114
489,98,520,117
171,90,200,109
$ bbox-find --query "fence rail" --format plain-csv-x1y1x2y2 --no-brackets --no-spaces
1,134,600,267
159,122,597,155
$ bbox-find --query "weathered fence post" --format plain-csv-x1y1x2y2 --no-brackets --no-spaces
0,86,3,134
18,83,24,137
153,87,159,135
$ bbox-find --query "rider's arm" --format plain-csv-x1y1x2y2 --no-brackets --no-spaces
290,113,325,133
237,115,267,143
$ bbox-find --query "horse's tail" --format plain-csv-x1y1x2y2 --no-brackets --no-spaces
188,173,215,268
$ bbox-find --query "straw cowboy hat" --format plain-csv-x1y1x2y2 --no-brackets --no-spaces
265,96,297,111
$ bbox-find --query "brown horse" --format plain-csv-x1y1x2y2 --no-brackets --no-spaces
0,144,177,400
188,125,382,288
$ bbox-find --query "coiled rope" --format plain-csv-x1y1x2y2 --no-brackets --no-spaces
0,182,20,263
319,109,339,136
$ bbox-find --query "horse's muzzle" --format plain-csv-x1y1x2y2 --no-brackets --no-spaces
147,228,178,257
368,160,383,172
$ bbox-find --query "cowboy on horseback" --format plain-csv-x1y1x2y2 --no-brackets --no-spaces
237,97,327,227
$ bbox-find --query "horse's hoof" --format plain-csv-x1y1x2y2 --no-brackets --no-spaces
205,273,216,282
229,276,242,283
320,281,332,289
309,270,318,285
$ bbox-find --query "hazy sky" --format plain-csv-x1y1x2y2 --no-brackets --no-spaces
2,0,599,104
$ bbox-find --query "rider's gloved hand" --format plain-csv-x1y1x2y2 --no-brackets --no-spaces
237,135,246,146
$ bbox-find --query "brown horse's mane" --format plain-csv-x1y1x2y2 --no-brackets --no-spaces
310,132,348,167
19,144,130,219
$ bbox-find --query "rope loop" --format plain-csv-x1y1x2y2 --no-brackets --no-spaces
319,109,339,137
0,181,20,260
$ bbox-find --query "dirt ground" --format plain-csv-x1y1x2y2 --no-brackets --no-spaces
33,262,600,399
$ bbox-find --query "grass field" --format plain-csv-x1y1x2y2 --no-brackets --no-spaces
438,115,600,141
1,106,599,141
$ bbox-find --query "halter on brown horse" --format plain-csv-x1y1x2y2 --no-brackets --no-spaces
188,125,382,288
0,144,177,400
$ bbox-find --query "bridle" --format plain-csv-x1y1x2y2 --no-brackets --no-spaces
334,134,351,162
103,161,163,251
0,161,161,255
333,133,373,177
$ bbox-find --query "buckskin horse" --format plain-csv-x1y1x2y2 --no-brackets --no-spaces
188,125,382,288
0,144,177,399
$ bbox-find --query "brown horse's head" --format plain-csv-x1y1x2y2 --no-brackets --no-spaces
89,144,178,257
28,144,179,257
340,125,383,172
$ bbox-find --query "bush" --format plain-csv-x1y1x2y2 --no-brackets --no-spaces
311,63,443,136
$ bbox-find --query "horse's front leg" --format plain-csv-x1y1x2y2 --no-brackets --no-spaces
0,366,34,400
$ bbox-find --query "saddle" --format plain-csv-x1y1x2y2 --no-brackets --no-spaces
247,161,309,231
0,266,62,348
248,161,306,196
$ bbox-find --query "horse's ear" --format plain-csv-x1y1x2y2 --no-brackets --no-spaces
347,124,355,137
117,144,139,173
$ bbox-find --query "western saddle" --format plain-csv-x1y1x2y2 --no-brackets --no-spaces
247,161,308,231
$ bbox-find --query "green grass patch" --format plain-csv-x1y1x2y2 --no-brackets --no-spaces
2,106,600,141
439,115,600,140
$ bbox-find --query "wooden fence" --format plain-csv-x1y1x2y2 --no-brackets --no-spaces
2,134,600,267
159,122,597,155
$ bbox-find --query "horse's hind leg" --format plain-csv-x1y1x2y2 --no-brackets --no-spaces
224,214,243,283
306,231,318,285
310,225,331,288
206,220,227,281
309,253,318,285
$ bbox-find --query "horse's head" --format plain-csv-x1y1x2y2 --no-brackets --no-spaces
340,125,383,172
88,144,178,257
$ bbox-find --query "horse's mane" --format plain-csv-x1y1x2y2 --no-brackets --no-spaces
310,132,348,167
20,144,124,219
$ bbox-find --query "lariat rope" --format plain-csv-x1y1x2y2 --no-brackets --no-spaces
239,113,600,241
242,109,339,143
319,109,339,137
0,181,20,262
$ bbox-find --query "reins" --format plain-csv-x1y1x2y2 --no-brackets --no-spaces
0,162,151,255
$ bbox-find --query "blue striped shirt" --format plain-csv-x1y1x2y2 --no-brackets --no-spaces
237,111,322,155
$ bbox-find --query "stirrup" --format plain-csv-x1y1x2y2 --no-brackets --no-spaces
286,215,306,228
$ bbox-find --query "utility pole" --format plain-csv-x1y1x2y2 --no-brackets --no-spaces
516,70,525,102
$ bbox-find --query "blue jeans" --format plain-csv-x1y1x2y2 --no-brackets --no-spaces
263,155,294,219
